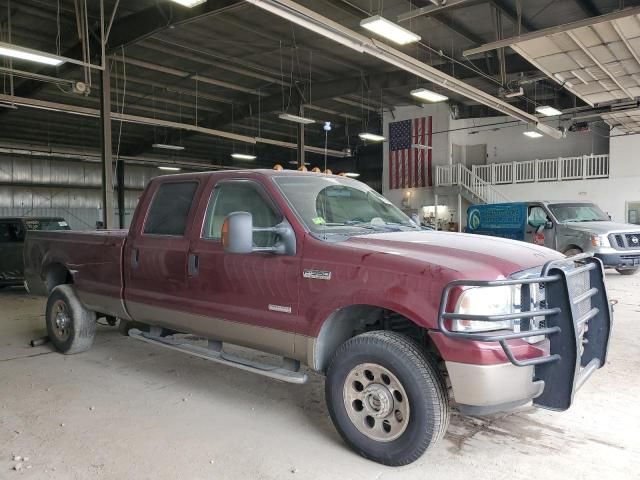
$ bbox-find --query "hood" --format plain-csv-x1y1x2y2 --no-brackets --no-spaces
345,230,563,281
562,221,640,235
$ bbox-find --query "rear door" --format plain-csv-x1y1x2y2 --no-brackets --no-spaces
0,220,25,284
124,179,202,329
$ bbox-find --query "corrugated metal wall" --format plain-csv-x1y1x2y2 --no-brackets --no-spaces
0,153,159,228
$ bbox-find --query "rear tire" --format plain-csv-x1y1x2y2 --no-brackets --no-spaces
325,331,449,466
616,267,639,275
45,285,96,354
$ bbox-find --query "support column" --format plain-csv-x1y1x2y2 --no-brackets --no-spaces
100,59,114,229
297,105,305,168
116,158,126,228
458,193,462,233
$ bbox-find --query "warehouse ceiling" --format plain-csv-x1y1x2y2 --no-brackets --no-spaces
0,0,637,173
511,8,640,134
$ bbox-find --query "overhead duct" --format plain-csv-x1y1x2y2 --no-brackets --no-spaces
245,0,562,139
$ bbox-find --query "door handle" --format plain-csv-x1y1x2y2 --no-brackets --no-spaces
188,253,199,276
131,248,139,268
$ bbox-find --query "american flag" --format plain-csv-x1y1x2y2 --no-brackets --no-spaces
389,116,432,189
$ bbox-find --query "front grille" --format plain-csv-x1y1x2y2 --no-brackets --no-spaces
609,232,640,250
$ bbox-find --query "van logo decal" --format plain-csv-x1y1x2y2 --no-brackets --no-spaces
303,269,332,281
268,304,292,314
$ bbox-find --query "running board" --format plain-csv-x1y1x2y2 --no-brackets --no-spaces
127,329,308,384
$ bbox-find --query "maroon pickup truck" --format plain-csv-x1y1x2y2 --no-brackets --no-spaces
24,169,611,466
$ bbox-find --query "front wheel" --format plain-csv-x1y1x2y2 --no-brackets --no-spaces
46,285,96,354
325,331,449,466
616,267,639,275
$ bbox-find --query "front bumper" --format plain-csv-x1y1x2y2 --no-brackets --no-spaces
446,361,544,415
593,251,640,269
438,253,612,413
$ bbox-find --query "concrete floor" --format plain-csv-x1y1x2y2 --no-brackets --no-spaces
1,273,639,479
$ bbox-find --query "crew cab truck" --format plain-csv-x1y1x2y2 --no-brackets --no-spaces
24,170,612,466
467,201,640,275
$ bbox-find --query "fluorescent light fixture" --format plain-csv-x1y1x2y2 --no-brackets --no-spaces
344,172,360,178
288,161,310,165
152,143,185,151
359,132,386,142
535,105,562,117
158,166,181,171
360,15,421,45
231,153,257,160
0,102,18,110
523,131,543,138
0,42,64,66
278,113,315,124
169,0,207,7
411,88,448,103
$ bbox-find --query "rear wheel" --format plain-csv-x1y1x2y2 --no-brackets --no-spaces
46,285,96,354
325,331,449,466
564,247,582,257
616,267,639,275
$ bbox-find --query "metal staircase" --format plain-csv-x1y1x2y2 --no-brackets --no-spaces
435,163,511,204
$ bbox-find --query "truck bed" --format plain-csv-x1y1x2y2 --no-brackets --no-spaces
24,229,129,318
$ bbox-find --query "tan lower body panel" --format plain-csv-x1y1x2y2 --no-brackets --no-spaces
126,300,309,363
446,361,544,407
78,291,131,320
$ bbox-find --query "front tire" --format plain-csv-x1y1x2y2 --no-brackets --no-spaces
46,285,96,354
325,331,449,466
616,267,639,275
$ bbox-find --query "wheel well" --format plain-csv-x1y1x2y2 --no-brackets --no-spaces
44,263,73,292
562,244,583,254
312,305,438,373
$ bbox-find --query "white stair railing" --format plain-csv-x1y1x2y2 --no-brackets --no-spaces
436,164,511,204
471,154,609,185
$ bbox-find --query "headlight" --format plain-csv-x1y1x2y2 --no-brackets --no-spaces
590,234,610,247
451,285,519,332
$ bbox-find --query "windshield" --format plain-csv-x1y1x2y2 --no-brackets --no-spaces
273,175,420,239
548,203,609,223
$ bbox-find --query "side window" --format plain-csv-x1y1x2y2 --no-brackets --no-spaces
202,182,281,247
144,181,198,236
0,222,22,242
528,206,549,228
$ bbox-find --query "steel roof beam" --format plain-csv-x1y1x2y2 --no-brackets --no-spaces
464,5,640,56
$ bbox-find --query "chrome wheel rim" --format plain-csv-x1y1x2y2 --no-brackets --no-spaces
343,363,410,442
51,299,71,342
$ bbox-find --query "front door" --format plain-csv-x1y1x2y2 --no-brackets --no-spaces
124,180,201,328
525,204,556,250
184,179,302,358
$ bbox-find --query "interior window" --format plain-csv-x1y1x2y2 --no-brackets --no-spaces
202,181,281,247
528,206,549,228
144,181,198,236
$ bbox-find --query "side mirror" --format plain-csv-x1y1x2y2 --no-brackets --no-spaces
545,220,554,230
222,212,296,256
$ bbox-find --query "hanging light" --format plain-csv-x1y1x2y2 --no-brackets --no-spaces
535,105,562,117
360,16,421,45
152,143,185,151
359,132,386,142
278,113,316,124
411,88,448,103
231,153,257,160
169,0,207,7
344,172,360,177
523,131,543,138
0,42,65,66
158,166,182,171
